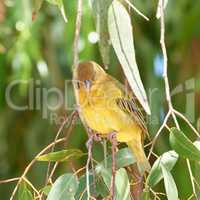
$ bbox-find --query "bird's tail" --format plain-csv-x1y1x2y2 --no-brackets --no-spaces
127,139,151,175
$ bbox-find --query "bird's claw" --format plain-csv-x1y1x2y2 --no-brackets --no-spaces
86,127,102,142
107,131,118,146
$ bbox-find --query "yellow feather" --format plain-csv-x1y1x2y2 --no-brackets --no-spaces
73,61,150,174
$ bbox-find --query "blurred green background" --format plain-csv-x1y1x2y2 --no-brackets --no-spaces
0,0,200,199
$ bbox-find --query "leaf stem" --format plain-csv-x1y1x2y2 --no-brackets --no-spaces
124,0,149,21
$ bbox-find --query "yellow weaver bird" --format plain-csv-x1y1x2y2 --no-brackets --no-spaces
73,61,151,174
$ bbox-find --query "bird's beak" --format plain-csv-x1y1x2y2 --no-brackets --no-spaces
84,80,92,91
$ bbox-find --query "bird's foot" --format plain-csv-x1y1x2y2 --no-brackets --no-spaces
107,131,118,146
86,127,102,142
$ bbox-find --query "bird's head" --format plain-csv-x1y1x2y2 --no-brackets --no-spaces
73,61,105,90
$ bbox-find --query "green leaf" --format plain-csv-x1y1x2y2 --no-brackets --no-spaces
98,167,131,200
107,147,136,169
161,164,179,200
91,0,113,67
147,150,178,187
98,165,111,188
17,181,33,200
115,168,131,200
96,147,136,173
74,174,94,200
75,148,134,200
170,127,200,161
75,174,108,199
108,0,151,115
41,185,52,196
37,149,86,162
96,177,109,198
140,188,151,200
47,173,78,200
95,147,135,199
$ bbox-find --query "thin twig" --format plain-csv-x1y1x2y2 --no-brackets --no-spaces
45,114,72,184
44,110,78,188
148,0,181,161
78,182,96,200
149,188,162,200
9,138,66,200
73,166,86,177
187,194,195,200
165,123,170,131
0,177,19,184
148,110,171,159
173,109,200,138
123,0,149,21
193,177,200,191
149,1,200,200
47,162,59,184
73,0,83,67
159,0,180,130
23,177,41,198
186,159,198,200
65,110,79,144
149,0,182,161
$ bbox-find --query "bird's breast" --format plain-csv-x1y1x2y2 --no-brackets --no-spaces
77,82,141,138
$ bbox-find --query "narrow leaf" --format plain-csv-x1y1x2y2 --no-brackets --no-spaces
99,165,111,188
75,174,108,199
104,147,136,169
96,147,136,174
99,167,131,200
60,2,68,23
147,150,178,187
140,188,151,200
96,177,109,197
37,149,86,162
115,168,131,200
75,174,95,200
91,0,113,67
170,128,200,161
108,0,151,115
17,182,33,200
161,164,179,200
47,173,78,200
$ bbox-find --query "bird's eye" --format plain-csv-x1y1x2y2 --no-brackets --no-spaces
84,80,92,90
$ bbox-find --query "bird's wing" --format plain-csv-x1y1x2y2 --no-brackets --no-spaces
106,74,149,137
116,97,149,137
